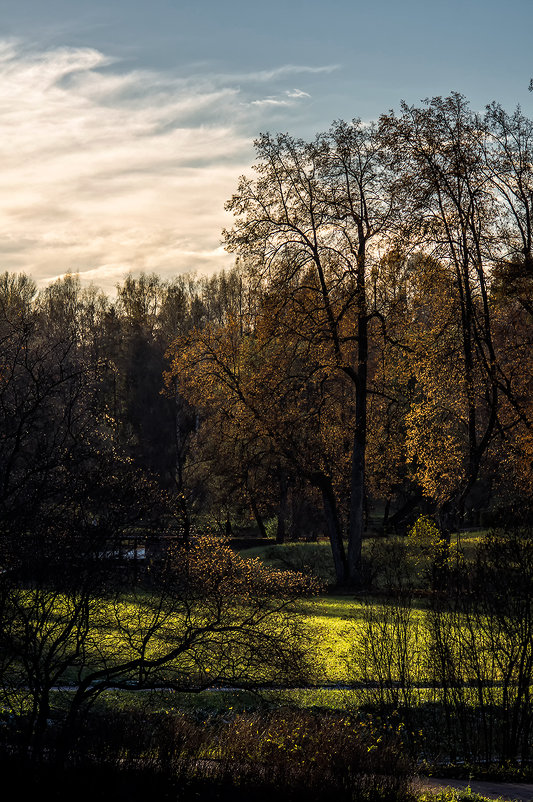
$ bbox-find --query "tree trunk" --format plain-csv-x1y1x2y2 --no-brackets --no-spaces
29,691,50,763
276,468,288,544
249,490,267,538
174,379,191,545
347,266,368,589
319,477,348,586
382,498,391,533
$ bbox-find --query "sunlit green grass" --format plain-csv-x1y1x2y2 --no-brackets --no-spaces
293,594,435,684
2,588,472,691
4,531,502,715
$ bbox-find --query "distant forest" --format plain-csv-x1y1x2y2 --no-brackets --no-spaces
0,94,531,589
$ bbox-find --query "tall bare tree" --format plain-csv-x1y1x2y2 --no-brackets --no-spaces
381,94,501,523
222,122,398,586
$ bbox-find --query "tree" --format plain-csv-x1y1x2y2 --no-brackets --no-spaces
363,251,417,532
378,94,533,525
0,274,102,554
381,95,502,524
219,122,398,587
108,269,255,538
0,536,317,763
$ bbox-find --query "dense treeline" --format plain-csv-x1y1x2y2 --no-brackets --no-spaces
0,94,532,591
0,268,249,554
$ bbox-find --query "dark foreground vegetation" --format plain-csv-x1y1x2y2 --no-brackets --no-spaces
0,709,413,802
0,92,532,798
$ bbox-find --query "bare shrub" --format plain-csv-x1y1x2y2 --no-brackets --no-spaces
428,529,533,764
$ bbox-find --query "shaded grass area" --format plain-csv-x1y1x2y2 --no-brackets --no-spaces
242,532,487,588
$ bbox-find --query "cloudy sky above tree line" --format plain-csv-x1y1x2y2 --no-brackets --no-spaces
1,0,532,292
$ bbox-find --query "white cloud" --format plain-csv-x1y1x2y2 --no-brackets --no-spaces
250,87,314,109
287,89,311,99
251,97,292,107
0,41,333,291
227,64,340,83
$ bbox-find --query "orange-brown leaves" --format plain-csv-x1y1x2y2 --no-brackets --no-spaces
168,534,321,600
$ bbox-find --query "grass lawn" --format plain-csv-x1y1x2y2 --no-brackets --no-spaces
5,532,491,696
4,531,507,717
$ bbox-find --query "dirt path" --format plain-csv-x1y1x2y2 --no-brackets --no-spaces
416,777,533,801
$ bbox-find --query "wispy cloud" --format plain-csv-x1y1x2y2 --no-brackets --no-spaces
287,89,311,99
251,88,312,107
251,98,291,107
230,64,340,83
0,40,335,291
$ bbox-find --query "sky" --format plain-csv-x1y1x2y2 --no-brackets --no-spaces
1,0,532,292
